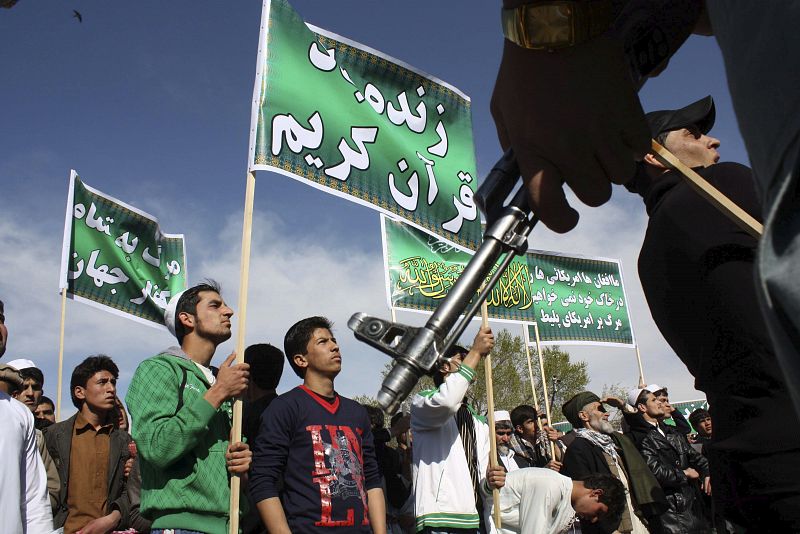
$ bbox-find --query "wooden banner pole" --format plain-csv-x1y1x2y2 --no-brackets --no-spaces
521,323,540,412
533,321,556,460
651,140,763,238
229,170,256,534
481,301,501,528
390,306,397,324
56,288,67,421
635,344,646,387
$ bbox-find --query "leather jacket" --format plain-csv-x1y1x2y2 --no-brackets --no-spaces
636,419,711,534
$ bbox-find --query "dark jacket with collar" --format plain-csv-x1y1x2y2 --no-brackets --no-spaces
631,416,710,534
562,431,667,534
43,413,147,531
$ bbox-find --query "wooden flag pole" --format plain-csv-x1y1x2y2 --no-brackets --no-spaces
533,321,556,461
521,323,540,412
229,170,256,534
635,345,646,387
390,306,397,324
56,288,67,421
651,140,763,238
481,301,501,528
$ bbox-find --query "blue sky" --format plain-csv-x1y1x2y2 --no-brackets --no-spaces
0,1,747,418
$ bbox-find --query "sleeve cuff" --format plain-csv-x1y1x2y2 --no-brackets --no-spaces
458,363,476,383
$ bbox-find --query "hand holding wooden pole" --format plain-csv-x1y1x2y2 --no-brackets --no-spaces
481,301,501,528
635,345,646,388
229,170,256,534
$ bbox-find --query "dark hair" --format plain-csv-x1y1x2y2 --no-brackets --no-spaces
364,404,385,430
495,420,513,431
689,408,711,427
627,129,674,196
433,344,468,387
0,299,5,323
70,355,119,409
175,279,222,344
511,404,538,429
635,390,651,409
583,473,627,529
284,316,333,378
245,343,284,390
39,395,54,408
390,411,407,428
19,367,44,388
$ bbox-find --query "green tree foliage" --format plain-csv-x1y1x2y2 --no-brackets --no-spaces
472,334,589,422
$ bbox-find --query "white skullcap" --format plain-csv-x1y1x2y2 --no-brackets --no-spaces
164,289,188,338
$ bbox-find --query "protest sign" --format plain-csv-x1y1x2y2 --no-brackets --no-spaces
249,0,482,249
382,215,634,346
59,171,187,329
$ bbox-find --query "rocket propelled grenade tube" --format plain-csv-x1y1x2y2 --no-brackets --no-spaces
349,150,538,414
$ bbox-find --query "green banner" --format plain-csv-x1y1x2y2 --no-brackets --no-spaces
249,0,481,250
59,171,187,329
382,215,634,346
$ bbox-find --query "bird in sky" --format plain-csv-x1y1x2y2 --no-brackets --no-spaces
73,9,82,23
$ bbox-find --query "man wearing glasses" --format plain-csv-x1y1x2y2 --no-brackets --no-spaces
561,392,666,534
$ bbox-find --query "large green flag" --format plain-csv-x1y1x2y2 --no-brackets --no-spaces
382,215,635,347
59,171,187,330
249,0,482,250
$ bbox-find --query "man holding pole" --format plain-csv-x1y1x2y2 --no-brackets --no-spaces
626,97,800,528
126,280,252,534
410,326,500,533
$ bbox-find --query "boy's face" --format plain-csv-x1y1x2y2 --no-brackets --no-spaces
75,370,117,413
296,328,341,378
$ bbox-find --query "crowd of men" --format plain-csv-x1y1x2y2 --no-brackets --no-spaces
0,281,722,534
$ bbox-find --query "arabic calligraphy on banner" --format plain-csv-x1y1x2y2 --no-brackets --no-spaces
59,171,187,329
249,0,482,250
382,215,634,346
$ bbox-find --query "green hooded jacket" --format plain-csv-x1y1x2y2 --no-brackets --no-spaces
126,347,237,534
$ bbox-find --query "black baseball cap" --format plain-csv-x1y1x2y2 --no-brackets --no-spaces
645,95,716,138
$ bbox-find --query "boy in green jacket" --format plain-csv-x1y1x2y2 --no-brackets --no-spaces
126,280,252,534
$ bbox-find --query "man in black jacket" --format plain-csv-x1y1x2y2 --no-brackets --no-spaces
44,355,148,533
626,389,710,534
561,391,665,534
627,96,800,530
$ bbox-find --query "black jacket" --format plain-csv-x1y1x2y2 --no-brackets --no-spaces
43,413,149,532
632,418,710,534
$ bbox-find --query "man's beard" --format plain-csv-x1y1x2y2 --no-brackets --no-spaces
589,418,615,435
498,443,511,456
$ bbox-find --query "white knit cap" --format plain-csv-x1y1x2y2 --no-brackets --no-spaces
164,289,188,338
494,410,511,422
6,358,37,371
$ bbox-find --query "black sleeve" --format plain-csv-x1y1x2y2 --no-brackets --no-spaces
359,407,383,492
249,397,294,503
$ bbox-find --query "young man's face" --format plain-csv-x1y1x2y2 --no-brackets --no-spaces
297,328,341,379
35,401,56,422
186,291,234,344
14,377,43,412
516,417,538,442
573,489,609,524
638,392,665,419
75,370,117,413
664,126,720,168
696,416,712,437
